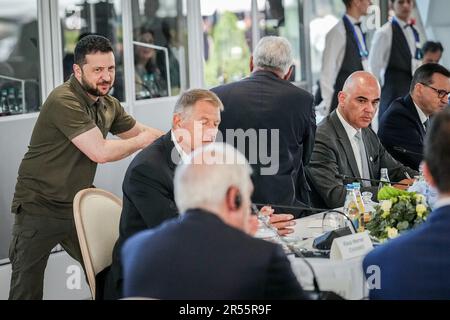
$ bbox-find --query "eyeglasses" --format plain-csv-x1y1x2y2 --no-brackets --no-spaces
420,82,450,100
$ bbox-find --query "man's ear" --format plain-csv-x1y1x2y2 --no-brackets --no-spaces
337,91,347,108
173,113,183,129
283,65,294,81
73,64,82,78
249,56,254,72
422,162,437,188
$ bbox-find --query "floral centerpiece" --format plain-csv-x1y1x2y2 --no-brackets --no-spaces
365,186,431,242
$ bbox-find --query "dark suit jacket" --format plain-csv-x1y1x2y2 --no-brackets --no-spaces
363,205,450,299
105,131,179,299
122,209,306,300
307,111,417,209
212,70,316,217
378,95,426,171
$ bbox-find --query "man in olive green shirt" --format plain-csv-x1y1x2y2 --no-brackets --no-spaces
9,35,162,300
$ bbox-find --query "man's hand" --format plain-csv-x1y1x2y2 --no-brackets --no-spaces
259,206,296,236
393,178,415,190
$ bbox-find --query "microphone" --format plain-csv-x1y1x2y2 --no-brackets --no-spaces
392,146,423,156
336,173,410,186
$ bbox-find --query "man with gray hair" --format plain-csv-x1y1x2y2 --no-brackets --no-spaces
105,89,294,299
212,36,316,219
121,143,306,299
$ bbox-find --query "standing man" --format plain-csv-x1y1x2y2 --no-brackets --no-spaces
9,35,163,300
364,108,450,299
369,0,422,121
212,36,316,217
307,71,416,209
319,0,372,115
378,63,450,171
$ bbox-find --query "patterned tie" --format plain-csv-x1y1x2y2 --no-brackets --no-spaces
354,131,371,187
423,119,429,132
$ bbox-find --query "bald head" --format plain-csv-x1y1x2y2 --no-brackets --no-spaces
338,71,381,129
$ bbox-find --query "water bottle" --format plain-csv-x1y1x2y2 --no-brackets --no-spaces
344,184,360,231
378,168,391,192
353,183,366,232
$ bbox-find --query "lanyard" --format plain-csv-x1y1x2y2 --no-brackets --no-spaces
343,15,368,59
392,17,423,60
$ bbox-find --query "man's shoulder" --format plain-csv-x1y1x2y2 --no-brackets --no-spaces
127,134,173,174
44,82,80,108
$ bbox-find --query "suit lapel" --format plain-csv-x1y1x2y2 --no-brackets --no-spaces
162,131,180,171
403,95,426,137
361,128,376,179
330,112,361,178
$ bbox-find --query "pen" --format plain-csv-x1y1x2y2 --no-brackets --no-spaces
404,172,412,179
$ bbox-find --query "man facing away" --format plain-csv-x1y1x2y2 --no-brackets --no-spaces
212,36,316,217
378,63,450,171
307,71,416,209
364,108,450,299
9,35,162,300
104,89,294,299
319,0,372,115
121,143,307,300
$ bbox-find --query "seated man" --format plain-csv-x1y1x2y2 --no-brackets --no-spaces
121,143,307,300
378,63,450,171
307,71,417,209
104,89,295,299
364,108,450,299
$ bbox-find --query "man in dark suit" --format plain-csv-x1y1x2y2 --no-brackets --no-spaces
307,71,416,209
364,108,450,299
212,36,316,217
121,143,306,300
104,89,295,299
378,63,450,171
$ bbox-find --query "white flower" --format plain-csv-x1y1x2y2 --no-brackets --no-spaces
415,194,426,204
416,204,427,218
386,227,399,239
381,200,392,212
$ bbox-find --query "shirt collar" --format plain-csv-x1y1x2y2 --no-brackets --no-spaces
393,15,408,28
171,130,191,164
336,108,360,139
433,196,450,211
345,14,362,25
412,100,429,126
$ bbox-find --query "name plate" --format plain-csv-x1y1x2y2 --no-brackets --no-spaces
330,232,373,261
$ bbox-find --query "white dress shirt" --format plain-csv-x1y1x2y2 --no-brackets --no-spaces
171,130,190,164
433,196,450,210
413,100,429,131
319,14,368,115
369,16,420,86
336,109,364,177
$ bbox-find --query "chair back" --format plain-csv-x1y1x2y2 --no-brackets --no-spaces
73,188,122,299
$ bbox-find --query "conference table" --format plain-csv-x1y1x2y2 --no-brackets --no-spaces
287,213,371,300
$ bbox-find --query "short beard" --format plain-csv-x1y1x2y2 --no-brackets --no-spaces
80,73,111,97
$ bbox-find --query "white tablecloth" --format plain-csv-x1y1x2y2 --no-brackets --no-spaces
288,213,370,300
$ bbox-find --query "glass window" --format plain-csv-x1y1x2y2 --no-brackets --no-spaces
258,0,304,83
0,0,41,116
131,0,188,100
59,0,125,101
201,0,253,88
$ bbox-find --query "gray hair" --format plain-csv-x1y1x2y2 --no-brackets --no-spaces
173,88,223,118
174,143,253,213
253,36,294,75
